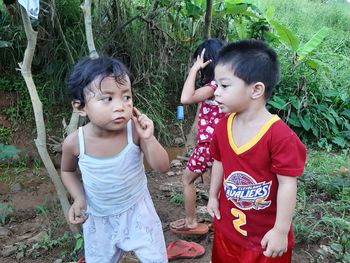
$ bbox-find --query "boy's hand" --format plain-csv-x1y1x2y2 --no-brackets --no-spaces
69,198,88,225
132,107,154,141
207,197,221,220
192,48,212,72
261,227,288,258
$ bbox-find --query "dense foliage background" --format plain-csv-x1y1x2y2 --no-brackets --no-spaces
0,0,349,149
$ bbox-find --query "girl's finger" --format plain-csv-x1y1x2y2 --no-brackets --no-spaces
133,107,142,117
204,59,212,67
201,48,206,57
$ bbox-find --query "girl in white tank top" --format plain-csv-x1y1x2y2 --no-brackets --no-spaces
61,56,169,263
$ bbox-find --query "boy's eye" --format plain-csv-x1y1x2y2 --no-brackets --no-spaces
122,95,131,102
101,96,112,102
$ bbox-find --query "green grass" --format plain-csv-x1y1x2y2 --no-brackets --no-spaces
255,0,350,39
295,149,350,262
305,149,349,175
169,193,184,204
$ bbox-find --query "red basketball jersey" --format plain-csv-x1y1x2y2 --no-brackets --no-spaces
210,113,306,252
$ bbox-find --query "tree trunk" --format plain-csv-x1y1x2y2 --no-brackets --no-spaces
19,6,79,235
183,0,213,155
204,0,213,39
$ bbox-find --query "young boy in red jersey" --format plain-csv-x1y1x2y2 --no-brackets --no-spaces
207,39,306,263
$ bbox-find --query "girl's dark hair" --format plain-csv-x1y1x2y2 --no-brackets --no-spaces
217,39,280,100
193,38,224,85
67,56,130,107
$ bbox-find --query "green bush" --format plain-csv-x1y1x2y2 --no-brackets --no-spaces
0,0,349,148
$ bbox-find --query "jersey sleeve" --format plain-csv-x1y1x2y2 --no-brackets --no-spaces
270,129,306,176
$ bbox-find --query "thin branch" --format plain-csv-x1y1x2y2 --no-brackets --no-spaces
81,0,98,58
19,5,79,235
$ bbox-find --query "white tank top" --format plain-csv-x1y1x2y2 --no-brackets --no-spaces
78,121,147,216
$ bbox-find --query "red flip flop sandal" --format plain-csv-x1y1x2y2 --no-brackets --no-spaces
166,239,205,260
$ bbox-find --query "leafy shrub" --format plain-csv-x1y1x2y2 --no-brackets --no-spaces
0,202,14,224
0,143,20,160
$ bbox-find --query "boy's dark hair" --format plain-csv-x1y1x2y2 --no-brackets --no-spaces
67,56,130,107
193,38,224,85
217,39,280,99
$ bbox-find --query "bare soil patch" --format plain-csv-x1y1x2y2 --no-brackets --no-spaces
0,158,316,263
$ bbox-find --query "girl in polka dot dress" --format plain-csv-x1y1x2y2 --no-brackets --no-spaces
170,39,226,235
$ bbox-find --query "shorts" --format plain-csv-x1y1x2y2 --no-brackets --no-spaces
83,191,168,263
186,142,213,173
212,228,292,263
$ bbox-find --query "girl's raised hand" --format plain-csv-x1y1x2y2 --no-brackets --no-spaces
192,48,212,71
132,107,154,140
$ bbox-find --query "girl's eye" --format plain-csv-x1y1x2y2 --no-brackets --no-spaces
123,95,131,102
218,84,227,89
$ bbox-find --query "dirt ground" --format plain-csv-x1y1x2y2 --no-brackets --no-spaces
0,154,317,263
0,90,316,262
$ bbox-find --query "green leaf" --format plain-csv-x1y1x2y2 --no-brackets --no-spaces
287,112,302,127
329,108,340,120
269,19,299,51
0,144,20,160
340,91,349,102
311,125,319,137
323,89,338,98
299,114,312,131
227,34,237,41
264,6,275,20
341,109,350,119
321,112,336,125
225,0,253,4
263,30,280,43
234,19,248,39
74,234,84,251
344,122,350,131
0,41,12,48
74,237,84,251
241,10,260,18
35,204,48,218
305,59,321,71
268,96,287,110
332,137,346,148
331,243,344,253
289,96,301,110
296,27,329,61
183,0,203,19
225,3,248,15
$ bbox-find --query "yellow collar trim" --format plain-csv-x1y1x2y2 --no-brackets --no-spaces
227,113,280,155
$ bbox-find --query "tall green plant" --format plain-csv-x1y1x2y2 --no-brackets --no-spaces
259,5,350,149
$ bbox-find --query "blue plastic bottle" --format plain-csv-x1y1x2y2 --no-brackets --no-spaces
176,105,184,120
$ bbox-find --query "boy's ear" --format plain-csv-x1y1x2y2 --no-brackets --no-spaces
71,100,87,117
251,82,265,100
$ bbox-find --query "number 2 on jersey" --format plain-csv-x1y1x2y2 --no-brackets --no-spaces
231,208,247,236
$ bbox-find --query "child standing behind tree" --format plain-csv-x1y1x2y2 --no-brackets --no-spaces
170,38,225,235
208,39,307,262
60,56,169,263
